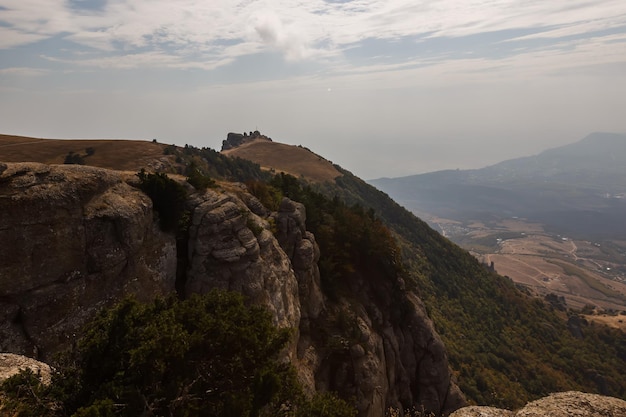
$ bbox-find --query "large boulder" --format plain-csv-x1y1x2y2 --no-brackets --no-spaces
0,353,52,385
450,391,626,417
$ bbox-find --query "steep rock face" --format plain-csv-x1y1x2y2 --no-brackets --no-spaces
272,198,324,393
184,190,465,415
450,391,626,417
0,163,177,359
306,278,465,417
185,189,301,331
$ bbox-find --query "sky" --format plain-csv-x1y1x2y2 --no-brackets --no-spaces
1,1,626,179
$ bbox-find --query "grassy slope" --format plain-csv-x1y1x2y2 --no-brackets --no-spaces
0,134,168,172
223,140,341,183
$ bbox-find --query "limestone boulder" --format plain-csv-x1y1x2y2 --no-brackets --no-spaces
450,391,626,417
0,353,52,385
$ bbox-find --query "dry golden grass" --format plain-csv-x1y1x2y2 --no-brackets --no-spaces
222,139,341,183
0,134,169,172
584,314,626,331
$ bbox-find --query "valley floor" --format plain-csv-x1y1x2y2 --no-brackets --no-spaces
420,213,626,321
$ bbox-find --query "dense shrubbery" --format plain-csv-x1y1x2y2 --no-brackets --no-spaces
0,291,356,417
64,148,96,165
163,143,271,183
261,173,403,300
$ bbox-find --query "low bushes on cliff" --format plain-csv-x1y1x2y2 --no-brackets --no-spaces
0,291,356,417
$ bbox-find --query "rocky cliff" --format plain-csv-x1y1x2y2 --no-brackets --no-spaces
0,162,464,416
0,163,176,358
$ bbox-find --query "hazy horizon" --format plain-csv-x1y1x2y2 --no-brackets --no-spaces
1,1,625,179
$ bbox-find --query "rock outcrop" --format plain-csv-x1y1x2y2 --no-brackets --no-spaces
185,188,301,331
0,163,177,358
450,391,626,417
221,131,271,151
0,353,52,385
300,268,466,417
270,198,465,416
0,162,465,416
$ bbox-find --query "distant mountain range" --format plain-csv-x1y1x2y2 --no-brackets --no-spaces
370,132,626,239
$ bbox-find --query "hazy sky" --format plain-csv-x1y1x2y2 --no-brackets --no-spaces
1,1,626,179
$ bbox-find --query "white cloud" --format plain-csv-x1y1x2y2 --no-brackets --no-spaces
0,27,47,49
0,67,48,76
251,10,327,60
0,0,623,69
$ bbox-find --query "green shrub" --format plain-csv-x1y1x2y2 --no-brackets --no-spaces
246,180,283,211
163,145,177,155
0,369,60,416
186,161,216,190
0,291,357,417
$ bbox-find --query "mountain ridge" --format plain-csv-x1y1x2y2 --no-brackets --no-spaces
370,132,626,238
373,132,626,187
2,132,626,412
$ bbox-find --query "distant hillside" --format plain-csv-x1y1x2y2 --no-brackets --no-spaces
0,134,170,172
370,132,626,239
